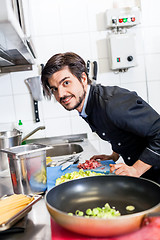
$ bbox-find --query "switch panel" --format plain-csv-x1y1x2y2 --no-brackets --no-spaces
107,33,137,70
105,8,141,28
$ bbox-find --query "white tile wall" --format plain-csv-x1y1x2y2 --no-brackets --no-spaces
63,33,92,60
29,0,61,36
59,0,89,34
0,96,16,123
141,0,160,26
147,81,160,113
143,27,160,54
42,98,70,119
0,0,160,156
70,116,92,135
44,117,72,137
145,54,160,81
0,74,12,96
33,35,64,64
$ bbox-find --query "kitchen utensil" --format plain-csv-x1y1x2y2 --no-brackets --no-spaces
55,156,76,166
25,76,43,122
45,175,160,237
0,129,22,171
92,61,98,85
61,155,80,170
0,143,52,195
86,60,90,74
0,127,46,173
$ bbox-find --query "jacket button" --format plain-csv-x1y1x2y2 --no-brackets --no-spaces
128,157,131,160
102,133,105,136
118,142,121,146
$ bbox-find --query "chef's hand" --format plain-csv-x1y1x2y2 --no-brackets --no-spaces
110,160,152,177
109,163,139,177
90,152,119,162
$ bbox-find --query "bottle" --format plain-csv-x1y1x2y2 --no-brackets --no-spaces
18,120,23,133
17,120,26,145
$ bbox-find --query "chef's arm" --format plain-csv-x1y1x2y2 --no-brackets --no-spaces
132,160,152,177
110,159,152,177
110,152,119,162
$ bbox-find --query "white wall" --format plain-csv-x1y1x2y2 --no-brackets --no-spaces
0,0,160,155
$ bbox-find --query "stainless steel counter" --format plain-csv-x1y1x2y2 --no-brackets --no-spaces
0,137,99,240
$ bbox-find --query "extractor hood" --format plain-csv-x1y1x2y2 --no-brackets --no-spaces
0,0,36,73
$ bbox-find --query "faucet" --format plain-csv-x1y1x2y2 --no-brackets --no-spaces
22,126,45,142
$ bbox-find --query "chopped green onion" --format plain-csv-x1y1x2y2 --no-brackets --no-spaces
126,205,135,211
56,169,105,185
68,203,121,218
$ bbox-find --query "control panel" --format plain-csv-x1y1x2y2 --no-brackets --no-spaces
105,8,141,28
107,33,137,70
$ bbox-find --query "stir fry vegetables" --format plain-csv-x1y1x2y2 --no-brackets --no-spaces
55,169,105,185
68,203,121,218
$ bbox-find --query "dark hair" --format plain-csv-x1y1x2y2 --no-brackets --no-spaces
41,52,92,99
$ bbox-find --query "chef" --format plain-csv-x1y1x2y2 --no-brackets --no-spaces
41,52,160,183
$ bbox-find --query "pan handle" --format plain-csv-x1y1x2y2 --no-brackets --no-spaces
145,212,160,217
142,211,160,227
34,100,40,122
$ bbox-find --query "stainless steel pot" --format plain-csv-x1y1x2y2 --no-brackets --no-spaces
0,126,45,171
0,129,22,171
1,143,52,194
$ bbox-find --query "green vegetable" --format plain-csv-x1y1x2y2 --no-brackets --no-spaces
68,203,121,218
34,166,46,184
68,213,73,216
75,210,84,216
86,208,92,216
55,169,105,185
126,205,135,211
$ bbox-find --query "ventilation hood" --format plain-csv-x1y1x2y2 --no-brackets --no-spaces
0,0,36,73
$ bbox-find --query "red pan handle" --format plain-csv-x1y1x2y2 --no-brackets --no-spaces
142,211,160,227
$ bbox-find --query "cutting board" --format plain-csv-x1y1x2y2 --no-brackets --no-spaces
47,160,114,190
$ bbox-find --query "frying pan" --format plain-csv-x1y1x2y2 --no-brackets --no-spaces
45,175,160,237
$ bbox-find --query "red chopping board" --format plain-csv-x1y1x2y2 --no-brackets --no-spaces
51,217,160,240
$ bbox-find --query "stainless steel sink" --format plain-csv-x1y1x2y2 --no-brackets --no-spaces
46,143,83,157
25,134,85,158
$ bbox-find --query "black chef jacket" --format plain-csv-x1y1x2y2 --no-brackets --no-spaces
82,84,160,183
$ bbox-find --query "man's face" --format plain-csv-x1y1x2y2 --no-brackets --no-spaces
48,66,88,112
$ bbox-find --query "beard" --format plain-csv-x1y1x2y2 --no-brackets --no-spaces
60,89,86,111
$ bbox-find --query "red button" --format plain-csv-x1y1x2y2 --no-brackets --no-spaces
119,19,123,23
131,17,135,22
